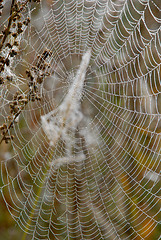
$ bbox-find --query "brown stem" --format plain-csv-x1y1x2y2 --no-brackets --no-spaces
0,0,16,52
0,0,30,52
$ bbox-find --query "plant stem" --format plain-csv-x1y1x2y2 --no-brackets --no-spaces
21,149,53,240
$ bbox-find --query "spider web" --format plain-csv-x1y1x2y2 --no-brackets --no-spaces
0,0,161,239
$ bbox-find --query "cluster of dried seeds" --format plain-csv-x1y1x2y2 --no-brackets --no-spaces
26,49,52,101
10,91,28,114
0,0,42,144
0,123,14,144
0,46,51,144
0,1,31,84
0,91,28,144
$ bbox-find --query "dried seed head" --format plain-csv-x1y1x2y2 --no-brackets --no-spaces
9,103,14,109
6,76,13,81
0,125,4,130
36,76,43,84
17,95,23,100
13,17,17,22
26,69,31,77
18,22,22,28
7,116,13,121
35,96,41,101
12,101,17,105
17,28,23,34
12,22,16,28
0,56,5,63
12,32,18,38
14,41,19,46
0,64,4,71
0,76,4,84
2,123,7,129
42,49,52,59
5,43,12,48
21,99,28,104
13,106,19,113
23,17,30,26
10,49,17,57
0,123,7,131
5,58,10,66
